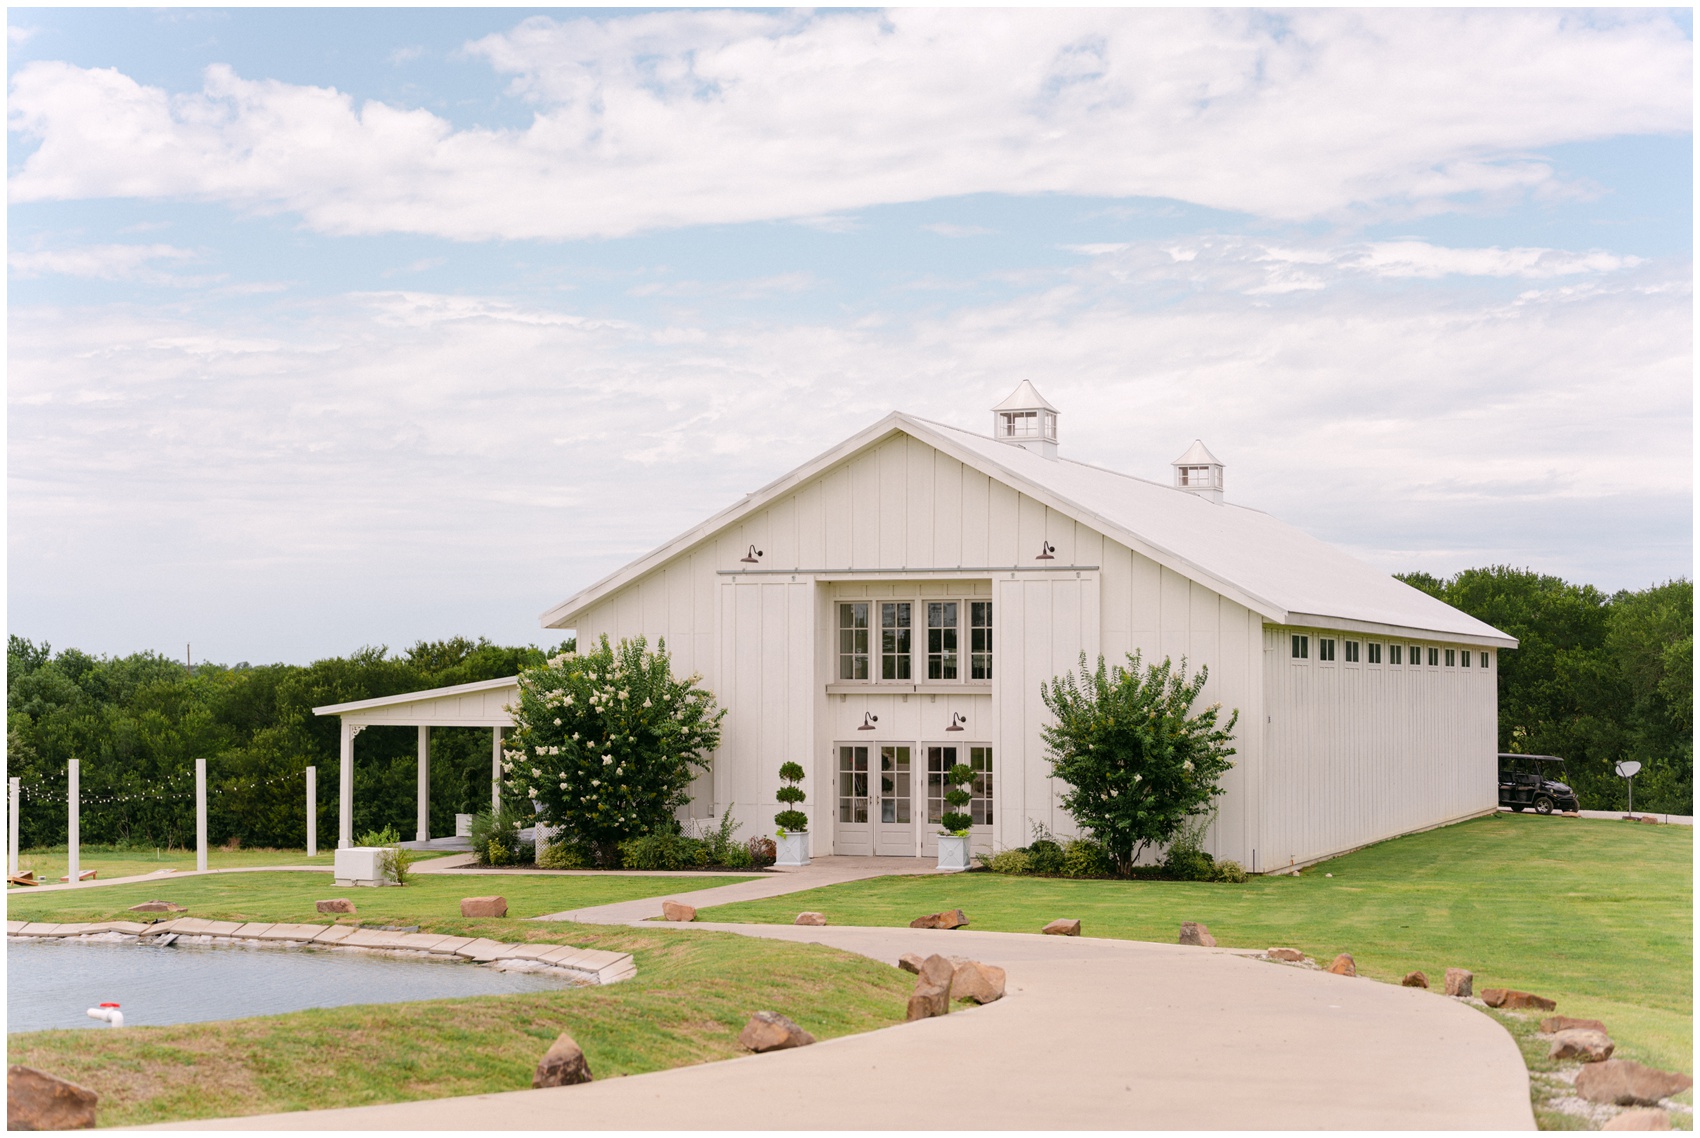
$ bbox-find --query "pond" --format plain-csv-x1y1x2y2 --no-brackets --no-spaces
7,936,579,1033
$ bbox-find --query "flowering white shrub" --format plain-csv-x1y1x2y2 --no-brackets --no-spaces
505,635,724,867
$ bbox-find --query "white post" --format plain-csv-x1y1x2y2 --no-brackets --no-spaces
67,760,80,886
305,766,317,857
195,758,207,874
339,721,355,849
8,777,19,878
417,725,430,844
491,727,502,814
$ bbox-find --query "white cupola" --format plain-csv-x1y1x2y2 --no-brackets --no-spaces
991,380,1059,459
1171,440,1225,504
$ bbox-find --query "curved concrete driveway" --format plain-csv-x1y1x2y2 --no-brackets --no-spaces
167,919,1534,1130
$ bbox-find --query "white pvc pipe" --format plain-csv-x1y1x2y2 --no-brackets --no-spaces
67,760,80,887
86,1005,124,1027
305,766,317,857
8,776,19,878
195,758,208,874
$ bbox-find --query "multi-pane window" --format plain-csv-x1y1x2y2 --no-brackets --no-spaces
880,602,912,680
1461,650,1471,668
1291,634,1309,659
928,602,959,679
969,602,994,680
838,745,869,823
926,745,993,826
1345,641,1360,662
1410,645,1422,665
879,746,912,824
1428,647,1440,666
838,603,869,680
1480,652,1490,668
1445,649,1456,666
1000,410,1055,440
1368,643,1382,664
1318,638,1336,661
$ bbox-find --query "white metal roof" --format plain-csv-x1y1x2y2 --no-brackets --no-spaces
990,379,1058,413
541,412,1515,647
313,675,520,725
1172,439,1223,467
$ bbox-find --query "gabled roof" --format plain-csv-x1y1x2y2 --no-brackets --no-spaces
541,413,1515,647
991,379,1058,413
1172,439,1222,467
313,675,519,718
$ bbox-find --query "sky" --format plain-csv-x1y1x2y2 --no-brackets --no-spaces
6,7,1693,666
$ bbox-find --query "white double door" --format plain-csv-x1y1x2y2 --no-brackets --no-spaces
833,743,915,857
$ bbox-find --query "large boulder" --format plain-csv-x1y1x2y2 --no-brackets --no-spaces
460,896,508,919
660,901,697,923
910,909,968,930
1327,953,1357,977
1178,921,1216,947
1481,988,1556,1011
1575,1061,1693,1107
1549,1029,1615,1062
1401,971,1429,988
917,954,956,990
897,953,925,975
127,900,184,913
794,911,827,927
532,1033,593,1087
906,981,950,1021
950,961,1007,1004
1603,1108,1672,1131
1042,918,1081,937
315,898,356,915
1543,1015,1609,1035
737,1011,816,1053
8,1065,98,1130
1444,968,1473,997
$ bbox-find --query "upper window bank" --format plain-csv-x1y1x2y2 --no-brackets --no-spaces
839,600,992,682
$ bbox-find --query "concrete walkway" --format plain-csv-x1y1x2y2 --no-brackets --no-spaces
171,920,1535,1130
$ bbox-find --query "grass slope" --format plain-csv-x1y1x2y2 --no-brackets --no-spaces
700,814,1693,1074
6,878,903,1128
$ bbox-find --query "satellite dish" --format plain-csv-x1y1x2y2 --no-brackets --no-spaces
1616,760,1643,779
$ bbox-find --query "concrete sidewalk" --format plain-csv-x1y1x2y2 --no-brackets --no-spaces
166,921,1535,1130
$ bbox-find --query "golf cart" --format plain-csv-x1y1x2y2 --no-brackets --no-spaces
1497,753,1580,815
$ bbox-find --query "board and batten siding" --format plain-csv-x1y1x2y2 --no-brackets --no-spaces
1259,628,1498,871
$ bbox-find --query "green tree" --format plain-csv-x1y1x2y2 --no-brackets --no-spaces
1040,652,1238,875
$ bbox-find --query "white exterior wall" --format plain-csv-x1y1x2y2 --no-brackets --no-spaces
1259,628,1499,871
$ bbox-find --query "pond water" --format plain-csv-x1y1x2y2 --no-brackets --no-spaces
7,937,578,1033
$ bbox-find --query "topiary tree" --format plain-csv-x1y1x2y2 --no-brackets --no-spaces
774,761,808,833
940,763,975,835
1040,651,1238,876
503,635,724,867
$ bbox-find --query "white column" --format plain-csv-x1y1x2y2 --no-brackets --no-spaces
195,758,208,874
417,725,430,844
491,726,502,814
67,760,80,886
305,766,317,857
8,777,20,878
339,721,355,849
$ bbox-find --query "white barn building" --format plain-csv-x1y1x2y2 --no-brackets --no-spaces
527,383,1517,872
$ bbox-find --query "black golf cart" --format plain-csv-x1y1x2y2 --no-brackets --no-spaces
1497,753,1581,814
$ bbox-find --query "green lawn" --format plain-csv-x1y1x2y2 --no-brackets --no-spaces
5,868,752,925
700,814,1693,1075
8,844,330,887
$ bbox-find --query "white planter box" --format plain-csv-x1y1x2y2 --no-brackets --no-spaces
936,834,972,871
455,813,474,838
334,846,391,887
775,832,811,867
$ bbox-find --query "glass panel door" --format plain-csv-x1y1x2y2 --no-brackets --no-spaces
875,745,914,856
834,745,871,855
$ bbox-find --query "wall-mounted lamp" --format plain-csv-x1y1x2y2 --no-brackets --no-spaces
1036,541,1055,561
858,712,879,731
946,712,968,732
740,544,764,564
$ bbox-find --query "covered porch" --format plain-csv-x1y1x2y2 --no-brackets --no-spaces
313,676,520,849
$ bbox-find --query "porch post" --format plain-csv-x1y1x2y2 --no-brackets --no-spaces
67,759,80,886
305,766,317,857
417,725,430,844
339,720,355,849
491,726,502,814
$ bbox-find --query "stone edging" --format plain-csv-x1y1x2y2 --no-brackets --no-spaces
5,919,636,986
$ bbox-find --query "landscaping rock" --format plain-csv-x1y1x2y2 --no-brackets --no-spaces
1042,918,1081,936
315,898,356,915
906,981,950,1021
8,1065,98,1130
1444,968,1473,997
1266,947,1306,963
1178,921,1216,947
909,909,968,930
794,911,827,926
1575,1061,1694,1107
660,901,697,922
1327,953,1356,977
950,960,1007,1004
1637,815,1661,825
532,1033,593,1088
1549,1029,1615,1062
460,896,508,919
1603,1108,1672,1131
1401,971,1429,988
1481,988,1556,1011
917,953,956,990
738,1011,816,1053
897,952,925,974
1542,1015,1608,1035
127,900,185,913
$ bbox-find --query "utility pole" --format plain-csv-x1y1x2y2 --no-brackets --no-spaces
186,643,192,678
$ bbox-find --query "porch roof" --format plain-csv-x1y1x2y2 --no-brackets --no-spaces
312,676,519,727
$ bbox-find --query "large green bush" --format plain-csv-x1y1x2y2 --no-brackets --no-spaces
503,635,724,867
1041,652,1238,876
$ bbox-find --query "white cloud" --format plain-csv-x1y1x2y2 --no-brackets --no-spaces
924,223,995,238
8,242,200,283
7,9,1690,240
